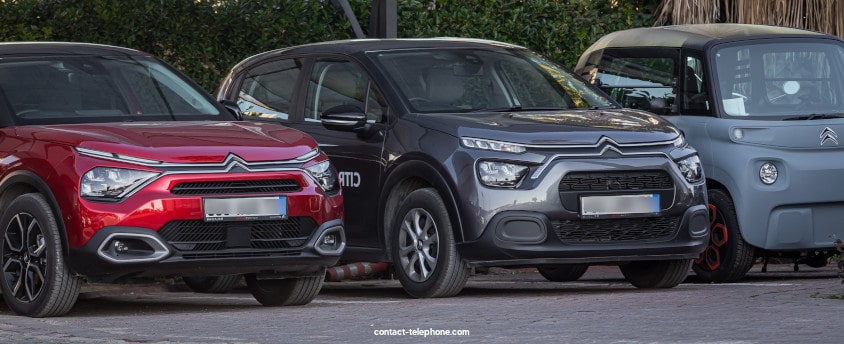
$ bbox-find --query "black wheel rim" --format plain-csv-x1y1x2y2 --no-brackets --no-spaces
3,212,47,303
695,204,729,272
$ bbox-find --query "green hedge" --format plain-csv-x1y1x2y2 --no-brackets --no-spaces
0,0,655,92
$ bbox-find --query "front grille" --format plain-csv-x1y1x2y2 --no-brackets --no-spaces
553,217,679,243
558,170,675,211
558,171,673,191
171,179,300,195
157,217,316,254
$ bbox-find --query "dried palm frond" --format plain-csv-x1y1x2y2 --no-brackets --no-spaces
654,0,844,39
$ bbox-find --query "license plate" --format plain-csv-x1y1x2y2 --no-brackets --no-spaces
580,194,659,219
203,196,287,222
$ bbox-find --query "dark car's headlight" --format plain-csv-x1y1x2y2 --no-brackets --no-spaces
461,137,526,153
304,160,340,193
80,167,159,201
676,155,702,183
478,161,528,188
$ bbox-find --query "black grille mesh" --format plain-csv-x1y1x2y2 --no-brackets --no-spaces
171,179,300,195
559,171,673,191
157,217,315,255
553,217,679,243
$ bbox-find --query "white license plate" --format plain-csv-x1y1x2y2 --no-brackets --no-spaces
203,196,287,222
580,194,659,219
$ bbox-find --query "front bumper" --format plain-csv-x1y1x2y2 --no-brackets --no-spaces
454,154,709,266
718,148,844,251
458,204,709,266
67,219,344,282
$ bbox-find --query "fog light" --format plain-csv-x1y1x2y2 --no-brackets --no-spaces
315,228,345,255
113,240,129,253
759,162,778,185
322,234,337,246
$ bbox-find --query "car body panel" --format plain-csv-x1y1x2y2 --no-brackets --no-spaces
0,42,345,282
218,38,709,266
575,24,844,252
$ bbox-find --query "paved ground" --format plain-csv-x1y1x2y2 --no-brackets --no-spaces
0,262,841,343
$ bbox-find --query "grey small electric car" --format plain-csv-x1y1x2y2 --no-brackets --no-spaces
576,24,844,282
218,38,709,297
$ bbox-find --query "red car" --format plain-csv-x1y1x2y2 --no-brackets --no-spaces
0,42,345,317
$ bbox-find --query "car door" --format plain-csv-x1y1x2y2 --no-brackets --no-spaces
237,55,390,258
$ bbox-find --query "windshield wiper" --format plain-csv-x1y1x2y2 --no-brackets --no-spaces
469,106,570,113
783,113,844,121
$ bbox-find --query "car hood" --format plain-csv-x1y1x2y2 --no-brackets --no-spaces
412,108,680,145
16,121,317,163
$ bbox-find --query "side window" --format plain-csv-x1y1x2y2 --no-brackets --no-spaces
238,58,303,120
715,47,752,116
593,50,677,114
683,55,712,115
305,59,385,123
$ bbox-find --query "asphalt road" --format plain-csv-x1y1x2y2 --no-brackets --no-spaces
0,263,841,344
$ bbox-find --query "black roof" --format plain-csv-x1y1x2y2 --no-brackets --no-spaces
232,38,528,70
582,24,839,54
0,42,147,57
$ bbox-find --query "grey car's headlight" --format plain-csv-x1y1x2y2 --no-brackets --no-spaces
676,155,702,183
304,160,340,193
478,161,528,187
80,167,159,201
461,137,526,153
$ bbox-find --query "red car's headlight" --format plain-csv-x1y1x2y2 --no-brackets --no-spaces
80,167,159,201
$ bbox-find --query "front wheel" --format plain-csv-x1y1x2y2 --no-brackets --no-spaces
390,188,469,298
620,259,692,289
692,189,756,283
0,193,82,317
245,271,325,307
537,264,589,282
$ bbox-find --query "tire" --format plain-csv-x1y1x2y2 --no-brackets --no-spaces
245,271,324,306
390,188,469,298
620,259,692,289
0,193,82,317
537,264,589,282
183,275,241,293
692,189,756,283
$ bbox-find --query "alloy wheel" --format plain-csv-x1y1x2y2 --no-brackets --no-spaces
3,212,47,303
397,208,440,282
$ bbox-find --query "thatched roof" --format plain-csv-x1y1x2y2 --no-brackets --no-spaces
654,0,844,39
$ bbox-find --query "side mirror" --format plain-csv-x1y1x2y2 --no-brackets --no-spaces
321,105,367,131
649,97,674,116
220,99,243,120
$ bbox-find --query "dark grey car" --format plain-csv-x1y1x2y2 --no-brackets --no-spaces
217,38,709,297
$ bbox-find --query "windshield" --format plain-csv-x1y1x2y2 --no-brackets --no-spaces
0,55,227,125
714,41,844,119
373,48,613,113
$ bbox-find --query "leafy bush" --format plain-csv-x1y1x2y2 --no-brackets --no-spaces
0,0,655,92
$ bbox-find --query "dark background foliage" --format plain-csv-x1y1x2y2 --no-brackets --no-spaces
0,0,657,92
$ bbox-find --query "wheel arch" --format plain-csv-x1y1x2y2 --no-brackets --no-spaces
379,158,463,262
0,170,69,255
705,178,730,198
704,177,755,247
